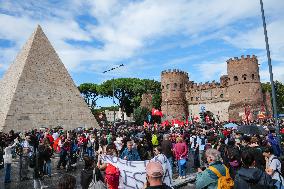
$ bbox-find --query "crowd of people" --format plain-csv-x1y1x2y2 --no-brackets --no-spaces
0,118,284,189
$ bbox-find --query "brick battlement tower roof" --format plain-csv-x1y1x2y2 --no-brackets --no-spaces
0,25,98,132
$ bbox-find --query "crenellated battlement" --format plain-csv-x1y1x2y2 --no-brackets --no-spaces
226,54,258,64
189,80,221,90
161,69,189,77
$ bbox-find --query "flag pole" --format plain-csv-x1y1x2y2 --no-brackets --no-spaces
259,0,279,134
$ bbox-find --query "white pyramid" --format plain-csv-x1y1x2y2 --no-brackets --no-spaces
0,25,98,132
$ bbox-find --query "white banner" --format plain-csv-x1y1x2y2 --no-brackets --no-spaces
100,155,173,189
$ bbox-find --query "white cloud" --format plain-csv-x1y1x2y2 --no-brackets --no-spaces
260,64,284,83
0,0,283,76
193,58,227,82
224,20,284,61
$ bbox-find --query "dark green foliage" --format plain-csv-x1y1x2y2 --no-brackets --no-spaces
133,107,149,125
151,93,162,109
261,81,284,114
78,78,161,121
78,83,100,110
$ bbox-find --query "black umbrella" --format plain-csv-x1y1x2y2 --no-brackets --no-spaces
237,125,267,135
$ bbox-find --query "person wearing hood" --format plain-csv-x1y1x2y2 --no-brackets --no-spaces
234,149,276,189
268,132,281,157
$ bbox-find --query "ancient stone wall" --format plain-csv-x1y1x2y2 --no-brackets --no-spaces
140,93,153,110
160,55,272,122
263,91,273,116
188,101,230,122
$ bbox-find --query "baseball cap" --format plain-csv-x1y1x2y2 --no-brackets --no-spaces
146,161,163,178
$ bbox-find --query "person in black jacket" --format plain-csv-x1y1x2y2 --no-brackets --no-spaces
80,156,95,189
249,137,266,171
234,149,276,189
161,134,173,170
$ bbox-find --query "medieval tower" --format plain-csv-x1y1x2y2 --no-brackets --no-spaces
159,55,272,122
227,55,263,120
161,69,188,120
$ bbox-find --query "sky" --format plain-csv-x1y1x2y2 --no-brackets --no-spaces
0,0,284,107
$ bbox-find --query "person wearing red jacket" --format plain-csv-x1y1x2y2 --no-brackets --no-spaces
174,137,188,179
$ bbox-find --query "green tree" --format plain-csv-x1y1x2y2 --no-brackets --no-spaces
133,107,149,125
261,81,284,114
151,93,162,109
99,78,161,120
99,78,138,120
78,83,100,110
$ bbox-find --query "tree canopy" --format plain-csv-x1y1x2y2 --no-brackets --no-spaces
78,83,100,110
261,81,284,114
78,78,161,120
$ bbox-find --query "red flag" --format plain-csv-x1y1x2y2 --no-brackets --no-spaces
152,108,163,117
144,121,148,128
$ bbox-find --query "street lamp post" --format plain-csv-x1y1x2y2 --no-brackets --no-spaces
103,64,124,123
259,0,279,134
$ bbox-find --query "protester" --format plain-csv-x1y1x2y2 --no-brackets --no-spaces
0,116,283,188
3,139,17,183
234,149,276,189
263,146,284,186
97,144,120,189
152,145,173,182
161,134,174,170
249,136,266,170
120,140,141,161
20,135,34,180
144,161,173,189
57,137,69,170
268,132,282,157
196,148,232,189
80,156,95,189
174,136,188,179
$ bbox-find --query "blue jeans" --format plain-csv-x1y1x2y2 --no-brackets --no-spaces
168,157,173,173
178,159,186,176
5,163,11,182
275,181,284,189
45,160,51,176
87,147,93,157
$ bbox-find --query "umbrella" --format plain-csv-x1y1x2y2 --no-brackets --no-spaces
223,123,238,129
237,125,267,135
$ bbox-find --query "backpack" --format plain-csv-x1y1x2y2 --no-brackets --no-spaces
208,165,234,189
152,135,159,146
105,164,120,189
271,157,284,176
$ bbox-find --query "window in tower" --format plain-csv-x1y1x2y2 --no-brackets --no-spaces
166,84,170,89
174,83,177,89
252,74,255,80
234,76,238,82
242,74,247,81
